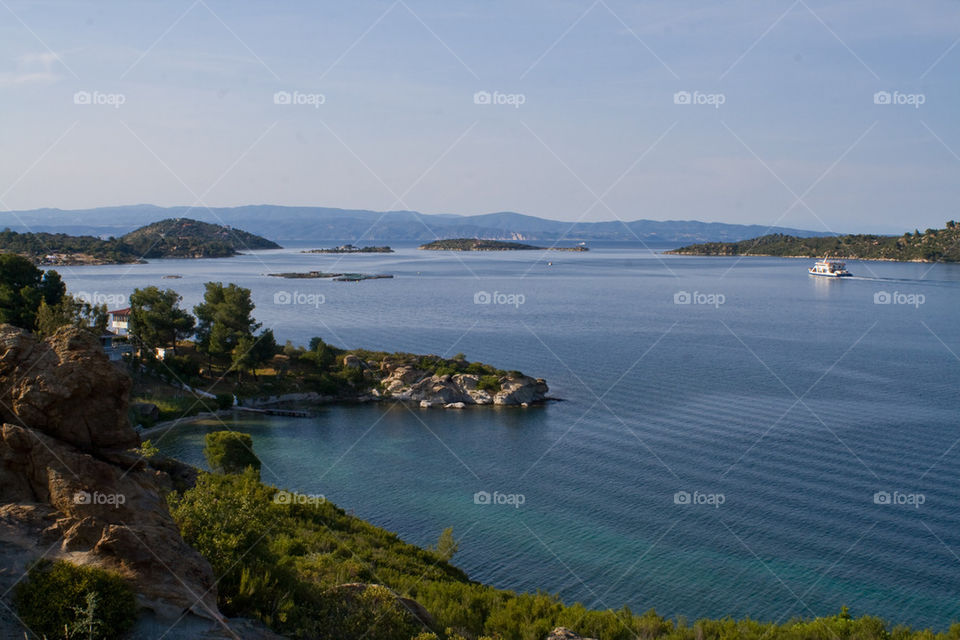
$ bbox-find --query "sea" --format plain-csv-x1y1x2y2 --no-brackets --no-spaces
56,242,960,629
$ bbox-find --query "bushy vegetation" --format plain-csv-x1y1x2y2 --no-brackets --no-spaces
168,459,960,640
204,430,261,475
0,254,65,329
13,560,137,640
669,222,960,262
0,228,140,264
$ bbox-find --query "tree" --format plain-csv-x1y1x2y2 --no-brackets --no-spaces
428,526,459,561
35,295,108,338
0,255,64,330
194,282,260,362
129,286,195,354
204,431,261,476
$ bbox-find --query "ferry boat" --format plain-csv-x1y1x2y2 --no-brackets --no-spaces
808,258,851,277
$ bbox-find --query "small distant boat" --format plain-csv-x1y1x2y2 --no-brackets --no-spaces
808,258,851,277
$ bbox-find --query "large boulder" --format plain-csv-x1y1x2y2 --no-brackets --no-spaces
493,375,549,405
0,325,222,626
0,325,137,451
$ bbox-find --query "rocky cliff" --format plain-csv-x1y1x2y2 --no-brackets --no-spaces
0,325,226,632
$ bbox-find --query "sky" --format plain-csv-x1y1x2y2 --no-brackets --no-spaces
1,1,959,234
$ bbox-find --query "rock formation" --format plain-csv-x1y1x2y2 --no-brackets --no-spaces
378,366,549,408
0,325,223,628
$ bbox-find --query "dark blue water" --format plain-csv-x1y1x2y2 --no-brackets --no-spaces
59,245,960,629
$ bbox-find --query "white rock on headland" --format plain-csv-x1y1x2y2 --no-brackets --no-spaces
382,366,548,408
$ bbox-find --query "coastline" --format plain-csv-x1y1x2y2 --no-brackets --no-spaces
661,251,942,263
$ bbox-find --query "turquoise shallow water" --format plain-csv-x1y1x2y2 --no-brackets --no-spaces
59,245,960,629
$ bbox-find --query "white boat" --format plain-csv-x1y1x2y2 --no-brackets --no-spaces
808,258,851,277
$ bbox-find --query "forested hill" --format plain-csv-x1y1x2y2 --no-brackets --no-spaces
666,222,960,262
120,218,280,258
0,218,280,265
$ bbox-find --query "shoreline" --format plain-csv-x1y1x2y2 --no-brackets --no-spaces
137,393,561,438
661,251,945,263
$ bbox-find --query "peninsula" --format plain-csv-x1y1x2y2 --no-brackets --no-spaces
666,222,960,262
1,218,280,265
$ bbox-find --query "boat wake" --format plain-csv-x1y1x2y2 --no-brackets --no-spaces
845,275,959,287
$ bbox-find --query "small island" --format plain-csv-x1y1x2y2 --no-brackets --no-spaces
267,271,393,281
666,222,960,262
5,218,281,265
419,238,588,251
302,244,393,254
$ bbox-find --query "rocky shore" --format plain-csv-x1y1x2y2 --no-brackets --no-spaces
375,361,549,408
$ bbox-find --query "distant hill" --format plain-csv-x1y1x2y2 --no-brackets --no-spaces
0,218,280,265
667,222,960,262
0,204,836,244
120,218,280,258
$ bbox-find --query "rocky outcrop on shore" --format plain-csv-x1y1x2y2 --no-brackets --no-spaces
0,326,224,628
377,363,549,407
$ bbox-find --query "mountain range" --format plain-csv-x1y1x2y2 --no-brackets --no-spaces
0,204,836,244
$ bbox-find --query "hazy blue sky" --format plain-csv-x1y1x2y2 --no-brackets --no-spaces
1,0,958,233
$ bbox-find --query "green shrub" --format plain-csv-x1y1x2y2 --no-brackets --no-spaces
476,375,501,393
215,393,235,410
13,560,137,640
204,431,261,475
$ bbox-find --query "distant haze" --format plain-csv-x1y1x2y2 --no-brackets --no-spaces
0,204,840,244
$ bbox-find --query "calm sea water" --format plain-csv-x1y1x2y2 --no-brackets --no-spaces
58,244,960,629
